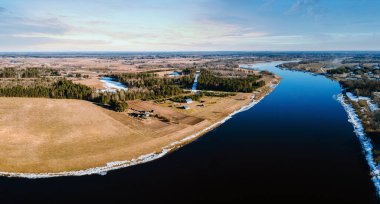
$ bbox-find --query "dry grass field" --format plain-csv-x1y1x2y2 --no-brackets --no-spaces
0,73,279,174
0,95,252,173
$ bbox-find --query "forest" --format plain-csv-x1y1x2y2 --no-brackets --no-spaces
197,69,265,92
104,72,196,101
0,79,93,99
109,72,193,89
341,79,380,96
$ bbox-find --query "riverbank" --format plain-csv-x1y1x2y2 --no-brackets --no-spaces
0,75,280,178
337,94,380,196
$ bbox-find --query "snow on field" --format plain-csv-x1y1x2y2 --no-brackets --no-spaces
346,92,378,112
100,77,128,92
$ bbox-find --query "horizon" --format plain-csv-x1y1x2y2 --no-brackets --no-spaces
1,0,380,52
1,50,380,53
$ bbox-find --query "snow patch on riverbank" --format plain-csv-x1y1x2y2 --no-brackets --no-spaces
346,92,378,112
0,83,279,179
337,94,380,196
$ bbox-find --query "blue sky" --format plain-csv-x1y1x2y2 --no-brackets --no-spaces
0,0,379,51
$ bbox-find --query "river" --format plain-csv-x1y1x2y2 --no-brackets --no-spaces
192,72,199,92
0,61,377,203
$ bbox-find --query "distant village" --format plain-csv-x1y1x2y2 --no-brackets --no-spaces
328,64,380,81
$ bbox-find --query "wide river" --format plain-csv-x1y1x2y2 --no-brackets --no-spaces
1,62,378,203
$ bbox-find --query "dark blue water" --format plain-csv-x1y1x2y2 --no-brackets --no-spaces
0,62,377,203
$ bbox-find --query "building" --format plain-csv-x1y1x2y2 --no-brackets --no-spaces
130,109,154,119
182,105,190,110
185,98,193,104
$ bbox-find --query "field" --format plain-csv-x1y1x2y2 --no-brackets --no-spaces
0,74,277,174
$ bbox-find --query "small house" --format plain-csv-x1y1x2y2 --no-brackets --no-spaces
183,105,190,110
185,98,193,104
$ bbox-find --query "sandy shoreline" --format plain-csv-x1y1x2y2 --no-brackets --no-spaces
0,81,279,178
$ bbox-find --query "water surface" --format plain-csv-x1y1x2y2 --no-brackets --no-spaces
192,72,199,92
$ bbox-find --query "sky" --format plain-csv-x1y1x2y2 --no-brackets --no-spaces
0,0,379,51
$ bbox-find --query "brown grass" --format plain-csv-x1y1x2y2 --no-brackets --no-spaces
73,77,105,89
0,76,279,173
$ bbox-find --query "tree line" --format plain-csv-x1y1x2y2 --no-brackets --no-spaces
0,79,130,112
0,67,61,78
0,79,93,99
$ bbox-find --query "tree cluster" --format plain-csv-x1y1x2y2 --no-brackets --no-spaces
109,99,128,112
341,79,380,96
170,92,203,103
197,69,264,92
